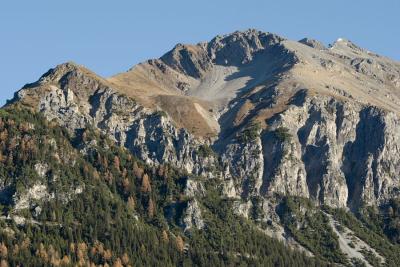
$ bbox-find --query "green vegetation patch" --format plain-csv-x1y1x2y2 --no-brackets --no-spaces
325,205,400,266
277,197,347,264
237,122,261,143
196,145,215,158
0,107,327,267
274,127,292,142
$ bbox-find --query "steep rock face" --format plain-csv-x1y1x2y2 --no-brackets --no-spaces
12,63,218,177
222,94,400,209
13,183,53,211
342,107,400,208
221,130,264,199
182,199,205,232
161,43,211,79
207,29,285,66
160,29,286,79
125,114,215,175
298,38,327,50
9,29,400,213
6,29,400,266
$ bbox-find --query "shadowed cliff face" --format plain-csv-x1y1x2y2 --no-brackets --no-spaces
252,97,400,210
8,29,400,214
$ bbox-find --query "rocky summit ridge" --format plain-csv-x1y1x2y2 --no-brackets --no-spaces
4,29,400,265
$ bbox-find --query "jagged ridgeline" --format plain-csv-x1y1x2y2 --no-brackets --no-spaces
2,29,400,266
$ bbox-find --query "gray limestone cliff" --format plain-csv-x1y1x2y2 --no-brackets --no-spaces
9,29,400,216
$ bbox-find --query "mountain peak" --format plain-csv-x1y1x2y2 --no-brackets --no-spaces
212,28,264,40
4,28,400,266
159,29,286,79
160,41,211,78
329,37,366,53
10,61,112,110
298,38,327,50
21,61,93,90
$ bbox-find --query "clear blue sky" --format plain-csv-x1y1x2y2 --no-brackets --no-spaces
1,0,399,105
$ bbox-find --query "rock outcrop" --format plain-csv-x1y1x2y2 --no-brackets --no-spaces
9,29,400,215
12,63,218,178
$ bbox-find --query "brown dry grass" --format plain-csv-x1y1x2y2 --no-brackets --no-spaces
153,95,217,138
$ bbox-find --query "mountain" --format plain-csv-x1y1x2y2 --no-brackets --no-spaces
2,29,400,266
